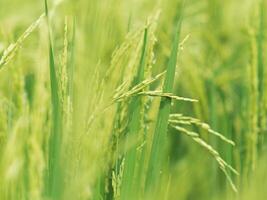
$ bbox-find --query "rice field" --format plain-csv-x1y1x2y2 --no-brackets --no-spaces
0,0,267,199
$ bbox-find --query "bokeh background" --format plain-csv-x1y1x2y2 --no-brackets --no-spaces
0,0,267,199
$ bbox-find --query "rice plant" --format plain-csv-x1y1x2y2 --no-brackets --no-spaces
0,0,266,200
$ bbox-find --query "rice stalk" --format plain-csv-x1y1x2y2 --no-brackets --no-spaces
170,125,238,192
136,91,198,102
169,114,235,146
0,14,44,70
120,27,148,200
256,0,266,150
145,2,184,190
247,26,259,172
44,0,63,198
113,71,166,102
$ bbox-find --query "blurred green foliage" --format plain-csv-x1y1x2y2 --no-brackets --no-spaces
0,0,266,199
